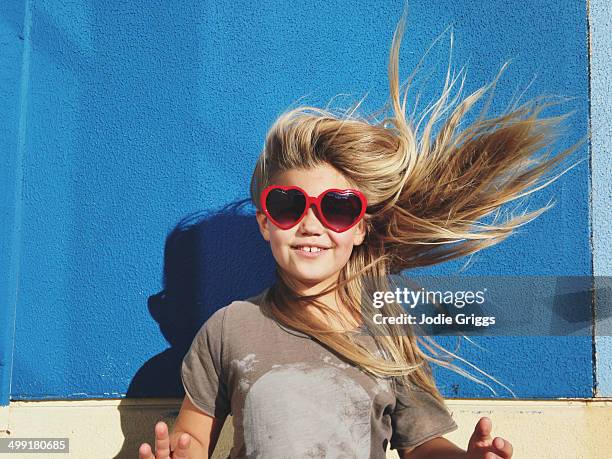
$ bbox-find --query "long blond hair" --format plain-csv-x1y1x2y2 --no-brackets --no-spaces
249,12,584,402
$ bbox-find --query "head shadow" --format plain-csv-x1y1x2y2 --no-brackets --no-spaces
113,199,276,458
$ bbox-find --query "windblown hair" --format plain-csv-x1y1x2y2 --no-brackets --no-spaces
249,12,584,402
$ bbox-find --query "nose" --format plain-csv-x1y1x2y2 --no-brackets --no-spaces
298,205,324,234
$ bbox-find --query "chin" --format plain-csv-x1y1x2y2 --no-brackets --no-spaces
290,271,332,286
294,274,327,285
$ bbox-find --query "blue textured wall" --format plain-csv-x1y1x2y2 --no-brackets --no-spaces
591,0,612,397
0,0,595,404
0,0,28,407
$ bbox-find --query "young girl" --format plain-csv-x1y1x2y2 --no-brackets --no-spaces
139,11,580,459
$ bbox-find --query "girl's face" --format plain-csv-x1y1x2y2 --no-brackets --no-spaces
256,163,366,292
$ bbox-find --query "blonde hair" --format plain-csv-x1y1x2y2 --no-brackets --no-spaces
249,12,585,402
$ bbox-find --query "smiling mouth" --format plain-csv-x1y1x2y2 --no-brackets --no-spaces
291,245,331,253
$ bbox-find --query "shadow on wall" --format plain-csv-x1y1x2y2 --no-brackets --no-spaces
113,199,276,458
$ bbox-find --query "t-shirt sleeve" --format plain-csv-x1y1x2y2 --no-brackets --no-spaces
389,377,458,451
180,307,231,419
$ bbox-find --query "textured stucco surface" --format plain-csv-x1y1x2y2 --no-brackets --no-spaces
590,0,612,396
0,0,595,405
0,0,29,407
3,399,612,459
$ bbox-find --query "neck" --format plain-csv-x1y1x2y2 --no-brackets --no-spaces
293,275,362,332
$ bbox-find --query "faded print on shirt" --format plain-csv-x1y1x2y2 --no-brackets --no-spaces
181,288,457,458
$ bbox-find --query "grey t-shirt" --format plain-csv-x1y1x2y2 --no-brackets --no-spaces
181,288,457,458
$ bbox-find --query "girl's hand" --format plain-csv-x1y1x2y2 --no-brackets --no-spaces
466,417,513,459
138,421,192,459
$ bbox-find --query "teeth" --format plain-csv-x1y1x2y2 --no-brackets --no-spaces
296,246,324,252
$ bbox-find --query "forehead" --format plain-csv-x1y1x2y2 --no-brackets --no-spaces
272,164,354,195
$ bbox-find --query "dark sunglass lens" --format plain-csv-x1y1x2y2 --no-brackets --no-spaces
321,191,362,229
266,188,306,226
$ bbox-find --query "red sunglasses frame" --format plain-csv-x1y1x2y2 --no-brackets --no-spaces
260,184,368,233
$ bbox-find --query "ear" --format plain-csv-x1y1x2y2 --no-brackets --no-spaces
256,210,271,242
352,219,367,246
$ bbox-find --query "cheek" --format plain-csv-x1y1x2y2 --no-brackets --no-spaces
268,228,292,253
330,233,358,257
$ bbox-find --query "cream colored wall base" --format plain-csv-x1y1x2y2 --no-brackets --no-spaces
1,398,611,459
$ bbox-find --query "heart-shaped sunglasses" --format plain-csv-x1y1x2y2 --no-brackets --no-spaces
260,185,367,233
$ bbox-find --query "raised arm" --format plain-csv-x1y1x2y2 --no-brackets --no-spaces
139,395,226,459
398,417,513,459
398,436,467,459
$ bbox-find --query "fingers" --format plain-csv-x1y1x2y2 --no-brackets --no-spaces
171,433,192,459
468,416,493,450
140,421,193,459
154,421,171,458
467,418,513,458
479,437,514,459
491,437,513,458
475,416,493,438
138,443,155,459
140,422,181,459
